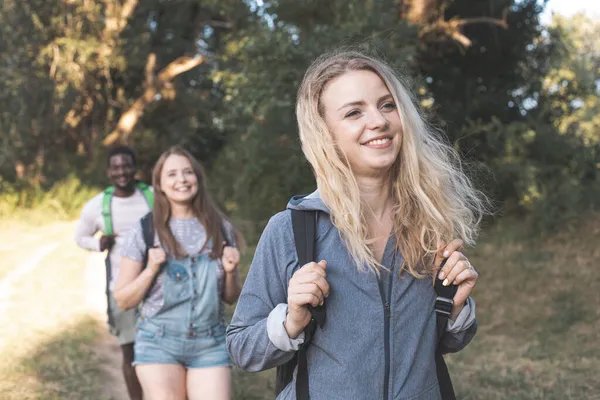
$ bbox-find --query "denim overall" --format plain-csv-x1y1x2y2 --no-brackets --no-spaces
133,247,229,368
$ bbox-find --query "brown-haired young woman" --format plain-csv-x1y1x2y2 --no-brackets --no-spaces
115,146,243,400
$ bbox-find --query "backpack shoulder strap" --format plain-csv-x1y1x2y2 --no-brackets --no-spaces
291,209,316,267
221,220,233,247
433,258,458,400
136,182,154,208
102,186,115,236
289,208,324,400
140,212,154,269
434,258,457,341
290,209,326,328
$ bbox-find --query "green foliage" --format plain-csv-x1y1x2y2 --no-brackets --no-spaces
545,13,600,146
0,0,251,185
0,1,598,234
0,176,99,221
519,12,600,229
211,0,418,238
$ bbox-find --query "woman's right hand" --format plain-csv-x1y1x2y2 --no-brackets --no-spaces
147,247,166,273
285,260,329,339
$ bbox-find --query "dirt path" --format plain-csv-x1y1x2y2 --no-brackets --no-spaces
0,221,130,400
85,251,130,400
0,243,59,324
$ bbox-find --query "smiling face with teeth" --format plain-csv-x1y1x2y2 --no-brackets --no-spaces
159,154,199,205
321,69,402,178
107,153,136,194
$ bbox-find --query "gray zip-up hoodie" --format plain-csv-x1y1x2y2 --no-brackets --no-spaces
227,191,477,400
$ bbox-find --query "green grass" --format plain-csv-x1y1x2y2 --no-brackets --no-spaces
231,368,275,400
227,247,276,400
447,215,600,400
0,176,100,223
0,316,106,400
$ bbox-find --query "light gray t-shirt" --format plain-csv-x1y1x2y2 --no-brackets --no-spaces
122,217,234,318
122,217,212,260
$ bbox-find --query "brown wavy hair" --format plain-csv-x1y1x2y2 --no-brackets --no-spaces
151,146,242,259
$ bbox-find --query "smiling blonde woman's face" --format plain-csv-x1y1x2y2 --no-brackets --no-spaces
321,70,403,178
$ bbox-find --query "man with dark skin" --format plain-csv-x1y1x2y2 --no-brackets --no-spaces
75,147,153,400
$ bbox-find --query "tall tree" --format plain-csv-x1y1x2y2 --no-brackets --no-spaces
0,0,253,183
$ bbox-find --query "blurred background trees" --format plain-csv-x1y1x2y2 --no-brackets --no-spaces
0,0,597,236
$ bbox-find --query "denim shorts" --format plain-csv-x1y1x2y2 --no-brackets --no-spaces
132,318,230,369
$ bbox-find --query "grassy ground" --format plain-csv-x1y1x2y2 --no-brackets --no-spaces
227,250,276,400
0,221,108,400
448,215,600,400
0,214,597,399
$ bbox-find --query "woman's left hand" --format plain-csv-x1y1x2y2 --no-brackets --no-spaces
436,239,478,309
222,245,240,273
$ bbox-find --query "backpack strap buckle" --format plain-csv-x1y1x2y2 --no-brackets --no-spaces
435,296,454,316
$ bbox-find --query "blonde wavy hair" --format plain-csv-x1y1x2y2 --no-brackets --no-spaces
296,50,488,277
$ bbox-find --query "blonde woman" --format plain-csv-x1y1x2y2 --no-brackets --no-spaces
114,146,243,400
227,50,485,400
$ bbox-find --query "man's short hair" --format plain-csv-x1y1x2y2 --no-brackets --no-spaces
107,146,136,167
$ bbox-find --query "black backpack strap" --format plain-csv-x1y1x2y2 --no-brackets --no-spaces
291,210,326,327
140,212,154,269
221,223,233,247
434,259,458,400
290,209,323,400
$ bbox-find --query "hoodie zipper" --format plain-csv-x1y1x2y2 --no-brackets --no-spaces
378,262,394,400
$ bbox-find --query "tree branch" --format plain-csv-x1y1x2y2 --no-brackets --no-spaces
119,0,139,30
418,9,509,49
157,56,204,81
103,54,204,146
406,0,509,50
403,0,438,25
453,13,509,30
104,0,139,38
145,53,157,88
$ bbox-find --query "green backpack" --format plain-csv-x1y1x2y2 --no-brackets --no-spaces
102,182,154,236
